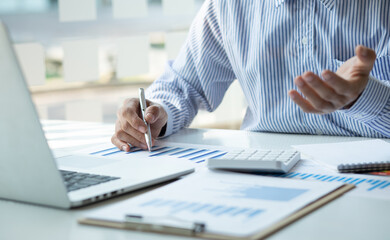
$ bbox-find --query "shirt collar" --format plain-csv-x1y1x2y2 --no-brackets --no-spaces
275,0,335,11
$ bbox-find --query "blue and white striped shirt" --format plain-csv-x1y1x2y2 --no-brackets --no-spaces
146,0,390,138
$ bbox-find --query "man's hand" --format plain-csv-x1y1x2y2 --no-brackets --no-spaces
289,45,377,114
111,98,168,152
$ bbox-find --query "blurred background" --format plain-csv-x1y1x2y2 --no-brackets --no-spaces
0,0,247,129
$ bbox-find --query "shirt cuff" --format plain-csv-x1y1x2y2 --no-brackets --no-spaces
339,76,390,122
148,99,174,138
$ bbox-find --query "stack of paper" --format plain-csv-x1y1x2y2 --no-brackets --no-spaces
80,170,351,238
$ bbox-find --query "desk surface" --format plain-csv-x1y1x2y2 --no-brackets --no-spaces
1,120,389,240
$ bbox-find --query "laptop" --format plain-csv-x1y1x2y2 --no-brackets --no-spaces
0,22,194,209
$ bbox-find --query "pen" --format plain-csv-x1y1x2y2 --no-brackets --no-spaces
139,88,152,152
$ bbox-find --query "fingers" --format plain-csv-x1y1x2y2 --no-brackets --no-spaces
291,71,358,113
113,98,149,151
288,90,321,114
121,99,147,133
112,98,168,151
145,106,162,139
145,101,168,139
321,70,349,94
292,45,375,113
144,104,159,124
111,134,129,152
321,70,362,100
293,74,338,113
118,117,149,146
301,72,347,108
112,120,147,151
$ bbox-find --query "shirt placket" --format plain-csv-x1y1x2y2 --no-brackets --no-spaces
296,0,322,135
304,1,325,135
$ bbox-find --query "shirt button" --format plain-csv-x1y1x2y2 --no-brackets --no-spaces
315,129,323,135
301,37,308,45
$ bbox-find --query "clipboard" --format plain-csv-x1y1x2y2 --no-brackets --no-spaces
79,184,354,240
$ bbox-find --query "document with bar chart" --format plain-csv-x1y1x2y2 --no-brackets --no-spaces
81,170,348,238
261,159,390,200
76,140,390,200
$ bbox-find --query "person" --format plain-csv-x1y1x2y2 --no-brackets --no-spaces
112,0,390,152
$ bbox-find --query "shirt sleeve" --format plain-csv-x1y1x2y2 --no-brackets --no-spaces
338,56,390,137
145,0,236,137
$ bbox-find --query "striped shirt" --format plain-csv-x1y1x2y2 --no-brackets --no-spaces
146,0,390,138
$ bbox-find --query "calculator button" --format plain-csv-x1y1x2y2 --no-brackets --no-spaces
278,157,290,162
257,150,270,154
237,153,252,158
253,153,267,158
222,153,238,159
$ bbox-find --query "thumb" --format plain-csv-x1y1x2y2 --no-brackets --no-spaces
145,104,168,138
355,45,376,71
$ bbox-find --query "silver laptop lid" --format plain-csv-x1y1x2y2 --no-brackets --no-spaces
0,22,70,208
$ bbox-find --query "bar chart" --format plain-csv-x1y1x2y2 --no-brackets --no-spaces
258,171,390,199
89,145,227,164
281,172,390,191
137,198,264,219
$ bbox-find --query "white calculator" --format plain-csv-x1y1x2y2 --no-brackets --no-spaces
207,149,300,173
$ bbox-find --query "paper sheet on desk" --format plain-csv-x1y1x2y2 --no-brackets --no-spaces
275,158,390,200
72,140,390,200
292,139,390,169
82,170,345,237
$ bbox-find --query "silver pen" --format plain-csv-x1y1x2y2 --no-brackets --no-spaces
139,88,152,152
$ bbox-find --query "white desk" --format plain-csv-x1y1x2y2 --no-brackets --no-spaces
1,121,389,240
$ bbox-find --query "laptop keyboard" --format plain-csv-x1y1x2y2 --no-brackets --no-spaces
60,170,120,192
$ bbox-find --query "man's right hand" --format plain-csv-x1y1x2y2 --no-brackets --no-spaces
111,98,168,152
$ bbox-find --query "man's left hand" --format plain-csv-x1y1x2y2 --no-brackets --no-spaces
289,45,377,114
